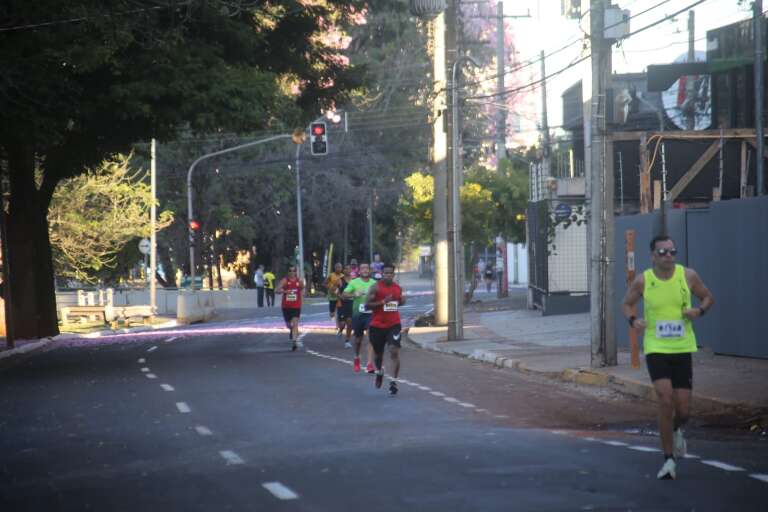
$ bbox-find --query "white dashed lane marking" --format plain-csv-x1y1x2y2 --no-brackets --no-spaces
262,482,299,500
442,397,459,403
160,384,175,392
145,373,157,379
430,391,446,397
195,425,213,436
147,346,158,352
602,440,628,447
628,445,661,453
166,336,179,342
175,402,191,413
137,358,146,364
219,450,245,465
701,460,745,472
140,367,150,372
750,474,768,483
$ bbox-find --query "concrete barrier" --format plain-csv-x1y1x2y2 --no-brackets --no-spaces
176,291,215,325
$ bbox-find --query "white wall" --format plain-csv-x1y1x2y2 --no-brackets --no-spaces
547,221,588,293
506,243,528,285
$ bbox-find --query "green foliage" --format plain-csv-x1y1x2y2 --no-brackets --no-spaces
48,153,173,283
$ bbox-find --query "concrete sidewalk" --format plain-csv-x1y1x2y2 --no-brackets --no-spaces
407,308,768,415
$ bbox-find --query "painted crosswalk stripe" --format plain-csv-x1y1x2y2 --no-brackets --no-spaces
145,373,157,379
628,446,661,453
262,482,299,500
195,425,213,436
175,402,191,413
219,450,244,465
749,473,768,483
160,384,175,392
701,460,745,472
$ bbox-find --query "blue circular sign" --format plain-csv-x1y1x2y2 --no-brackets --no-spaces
554,203,572,222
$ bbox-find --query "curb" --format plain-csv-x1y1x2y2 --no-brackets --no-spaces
0,339,53,361
406,334,754,414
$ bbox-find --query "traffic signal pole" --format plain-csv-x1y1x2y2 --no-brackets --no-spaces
186,134,292,290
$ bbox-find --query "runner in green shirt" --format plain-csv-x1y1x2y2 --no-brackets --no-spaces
342,263,376,373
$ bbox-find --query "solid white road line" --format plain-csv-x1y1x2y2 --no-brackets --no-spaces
418,386,432,391
603,441,628,447
749,473,768,483
147,346,158,352
683,453,701,459
219,450,245,465
701,460,745,472
137,358,146,363
195,425,213,436
175,402,191,413
262,482,299,500
628,446,661,453
145,373,157,379
140,367,150,372
160,384,175,392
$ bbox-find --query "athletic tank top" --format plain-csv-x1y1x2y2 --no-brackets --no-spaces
642,264,697,354
370,281,402,328
281,277,302,309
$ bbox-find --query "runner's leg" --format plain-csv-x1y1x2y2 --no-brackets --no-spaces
652,378,675,457
673,388,691,431
389,344,401,379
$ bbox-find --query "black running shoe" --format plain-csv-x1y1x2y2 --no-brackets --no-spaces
389,381,398,396
291,341,297,351
375,371,383,389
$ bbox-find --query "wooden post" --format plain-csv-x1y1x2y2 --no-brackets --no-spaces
653,180,662,210
625,229,640,369
639,133,651,213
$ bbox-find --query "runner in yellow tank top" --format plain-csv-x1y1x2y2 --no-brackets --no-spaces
622,235,714,480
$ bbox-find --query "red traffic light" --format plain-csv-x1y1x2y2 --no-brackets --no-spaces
311,123,326,136
189,220,201,231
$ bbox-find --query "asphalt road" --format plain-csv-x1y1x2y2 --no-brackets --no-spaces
1,297,766,511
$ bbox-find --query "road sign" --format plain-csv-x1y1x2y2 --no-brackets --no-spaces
554,203,572,222
138,238,151,255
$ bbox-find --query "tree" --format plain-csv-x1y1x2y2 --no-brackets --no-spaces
48,153,173,284
0,0,366,340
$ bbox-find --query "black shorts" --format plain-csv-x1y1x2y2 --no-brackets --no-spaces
282,307,301,325
369,324,402,354
646,353,693,389
329,300,338,314
352,313,372,338
337,301,353,321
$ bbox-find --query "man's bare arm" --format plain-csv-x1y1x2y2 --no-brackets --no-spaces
622,274,646,329
364,283,380,310
685,268,714,318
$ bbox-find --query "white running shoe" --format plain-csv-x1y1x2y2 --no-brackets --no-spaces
673,429,687,458
344,341,352,349
296,340,304,348
657,458,676,480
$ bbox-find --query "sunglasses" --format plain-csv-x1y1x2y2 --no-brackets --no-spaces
656,248,677,257
288,268,297,273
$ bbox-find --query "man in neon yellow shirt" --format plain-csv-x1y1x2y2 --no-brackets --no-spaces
342,262,376,373
622,235,714,480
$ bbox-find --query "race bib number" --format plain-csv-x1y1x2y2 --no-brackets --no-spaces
656,320,684,339
286,291,298,302
358,304,370,314
383,301,399,312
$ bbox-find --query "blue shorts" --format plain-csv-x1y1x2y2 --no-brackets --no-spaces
352,313,372,338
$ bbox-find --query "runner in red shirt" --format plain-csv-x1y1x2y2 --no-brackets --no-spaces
365,263,406,395
276,265,304,351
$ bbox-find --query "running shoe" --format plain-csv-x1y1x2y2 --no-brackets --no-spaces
389,380,398,396
375,370,384,389
344,340,352,349
296,340,304,348
673,429,687,458
657,458,676,480
291,341,297,352
336,327,343,338
366,362,375,374
353,357,361,373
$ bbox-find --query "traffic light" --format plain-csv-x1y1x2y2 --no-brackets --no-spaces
310,121,328,155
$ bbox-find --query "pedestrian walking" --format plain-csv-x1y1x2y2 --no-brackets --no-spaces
254,265,265,307
276,265,304,351
366,263,406,395
622,235,714,480
264,268,276,307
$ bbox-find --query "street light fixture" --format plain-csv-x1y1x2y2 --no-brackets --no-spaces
447,55,480,341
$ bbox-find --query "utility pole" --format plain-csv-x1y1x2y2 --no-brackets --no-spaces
540,50,551,161
686,10,696,131
495,1,506,170
294,143,306,285
755,0,765,195
368,191,374,263
431,4,452,327
150,138,157,314
445,0,459,337
585,0,616,367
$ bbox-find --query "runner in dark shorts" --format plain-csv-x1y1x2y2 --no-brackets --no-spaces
337,265,354,347
365,263,406,394
276,265,304,351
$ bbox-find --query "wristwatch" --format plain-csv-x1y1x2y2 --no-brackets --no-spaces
698,307,706,316
628,315,636,327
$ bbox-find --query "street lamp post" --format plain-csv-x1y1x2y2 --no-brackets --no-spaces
293,142,306,286
186,134,292,290
448,55,480,340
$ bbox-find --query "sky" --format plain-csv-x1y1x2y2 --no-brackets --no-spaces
499,0,755,140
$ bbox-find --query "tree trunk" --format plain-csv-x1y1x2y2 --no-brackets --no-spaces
216,253,224,290
464,245,481,305
5,145,60,340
